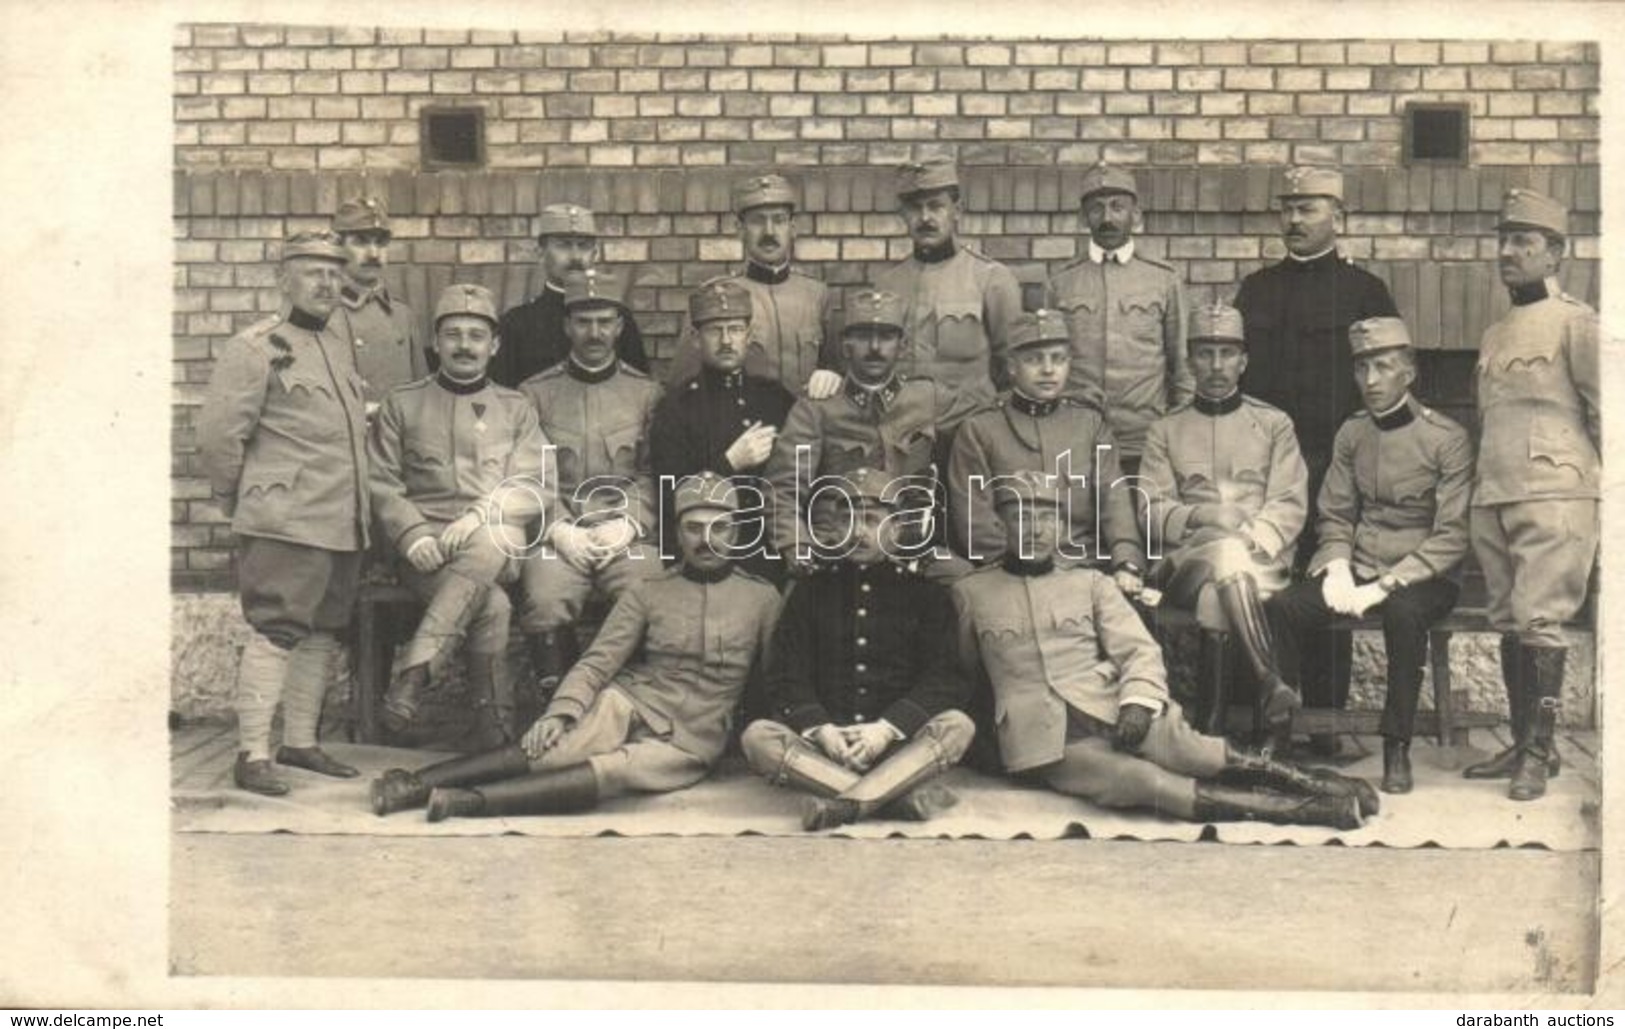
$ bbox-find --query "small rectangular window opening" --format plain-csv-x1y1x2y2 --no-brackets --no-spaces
421,106,486,169
1404,102,1470,165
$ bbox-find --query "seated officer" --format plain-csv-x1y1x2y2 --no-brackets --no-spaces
518,268,665,691
1138,303,1308,735
764,288,982,579
1266,317,1472,793
371,473,781,820
742,468,975,831
366,284,556,748
650,278,795,579
952,472,1375,829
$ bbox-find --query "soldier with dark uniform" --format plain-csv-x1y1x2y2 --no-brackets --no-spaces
650,279,795,580
199,230,371,795
517,268,664,692
742,468,975,831
1045,163,1192,474
1267,317,1472,793
875,157,1023,405
1464,189,1600,802
952,472,1375,830
1138,303,1308,735
665,174,843,400
329,196,428,409
763,289,982,577
370,474,782,821
366,284,557,749
491,203,649,387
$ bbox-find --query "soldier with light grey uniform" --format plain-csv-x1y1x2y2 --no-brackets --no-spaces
1464,189,1600,802
329,196,429,408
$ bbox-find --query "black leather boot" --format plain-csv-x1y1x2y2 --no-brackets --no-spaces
1217,745,1379,817
426,763,600,822
466,653,517,751
1466,636,1559,781
1192,782,1363,830
1215,574,1300,729
382,663,429,735
1381,737,1413,794
370,744,531,816
1196,629,1231,736
1510,647,1564,802
528,627,580,700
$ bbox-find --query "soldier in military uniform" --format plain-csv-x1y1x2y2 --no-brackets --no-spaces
1266,318,1472,793
664,174,843,400
199,231,371,795
763,289,982,577
329,196,428,408
1138,303,1308,735
517,268,665,692
370,474,782,821
952,473,1375,829
742,468,975,831
650,279,795,581
491,204,649,387
875,157,1023,405
1045,163,1192,474
1463,189,1600,802
366,285,557,750
1233,166,1399,755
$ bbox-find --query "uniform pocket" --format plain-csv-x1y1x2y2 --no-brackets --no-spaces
1529,420,1594,482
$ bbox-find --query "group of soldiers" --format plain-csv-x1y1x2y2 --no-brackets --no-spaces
198,155,1599,833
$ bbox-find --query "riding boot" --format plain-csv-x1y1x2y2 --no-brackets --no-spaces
370,743,531,816
1192,782,1363,830
768,741,951,824
426,762,600,822
1381,737,1413,795
1216,743,1379,817
803,733,954,831
528,627,580,702
1509,647,1564,802
381,663,429,735
1196,629,1231,736
466,653,517,751
1215,573,1300,730
1465,635,1558,780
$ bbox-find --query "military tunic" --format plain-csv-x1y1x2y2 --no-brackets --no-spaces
874,245,1023,404
1045,249,1193,461
946,392,1144,568
330,282,428,405
664,264,838,393
491,283,650,388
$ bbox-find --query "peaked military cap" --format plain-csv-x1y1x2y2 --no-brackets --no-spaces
1079,162,1139,203
1347,316,1412,358
1498,188,1569,238
1008,309,1071,351
434,283,499,327
673,471,740,517
333,196,391,235
689,278,754,326
896,156,959,198
732,173,797,214
561,267,628,311
1188,302,1246,344
535,203,598,240
280,230,349,264
840,289,906,335
1279,166,1345,202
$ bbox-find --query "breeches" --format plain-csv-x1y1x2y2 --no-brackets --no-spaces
397,523,521,667
1037,701,1226,815
1153,533,1289,630
1471,500,1598,647
530,685,708,798
518,542,663,633
238,535,363,649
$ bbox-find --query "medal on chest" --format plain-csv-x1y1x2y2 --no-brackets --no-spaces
473,401,488,435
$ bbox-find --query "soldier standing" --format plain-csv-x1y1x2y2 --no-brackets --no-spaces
329,196,428,409
199,231,371,795
1463,189,1600,802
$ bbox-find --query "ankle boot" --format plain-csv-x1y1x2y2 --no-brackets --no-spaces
427,763,599,822
1193,782,1363,830
1510,647,1564,802
382,663,429,734
1381,737,1413,794
276,745,359,778
1196,629,1231,736
466,653,517,751
1218,744,1378,816
370,743,531,816
234,751,290,797
1215,574,1300,728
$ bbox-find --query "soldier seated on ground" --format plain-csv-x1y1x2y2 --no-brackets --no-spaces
366,285,556,750
370,473,782,821
741,468,975,831
952,472,1377,831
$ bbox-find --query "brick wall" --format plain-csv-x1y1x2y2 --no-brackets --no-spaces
171,27,1602,588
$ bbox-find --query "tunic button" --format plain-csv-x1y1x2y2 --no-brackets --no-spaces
860,583,871,593
856,663,867,673
737,397,746,406
857,608,867,617
854,714,865,723
857,637,868,647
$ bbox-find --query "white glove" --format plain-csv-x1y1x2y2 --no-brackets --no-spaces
1320,559,1357,615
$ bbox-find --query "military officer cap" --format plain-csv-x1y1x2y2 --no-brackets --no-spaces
1498,188,1568,238
732,173,797,214
561,267,628,312
840,289,906,335
1008,309,1071,351
1188,302,1247,345
896,156,960,198
1279,166,1345,202
992,469,1066,512
673,471,740,517
534,203,598,241
1347,316,1413,358
280,230,349,264
333,196,391,237
434,283,499,327
689,278,754,326
1080,162,1138,203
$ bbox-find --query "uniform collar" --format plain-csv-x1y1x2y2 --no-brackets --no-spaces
435,371,489,396
1001,553,1056,577
1193,389,1243,417
1509,278,1553,307
566,356,619,384
287,307,328,332
745,260,791,285
844,374,902,410
680,563,735,585
1284,247,1339,269
912,239,957,264
701,364,746,391
341,281,391,312
542,279,566,297
1371,394,1416,431
1088,239,1135,265
1009,390,1060,417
